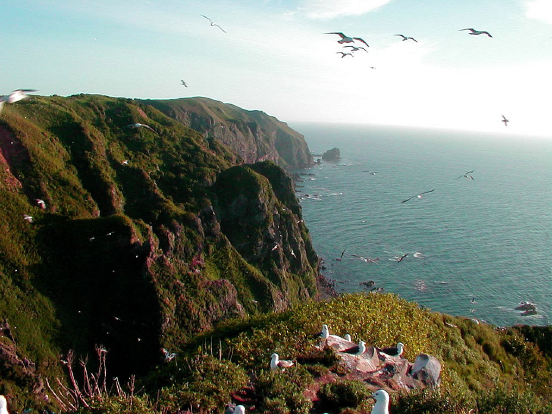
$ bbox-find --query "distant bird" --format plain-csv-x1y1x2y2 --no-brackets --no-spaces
456,170,474,180
229,406,245,414
342,340,366,355
396,253,409,263
121,159,129,165
181,80,188,87
395,34,417,42
378,342,405,358
23,214,33,223
201,15,226,33
401,189,435,203
35,199,46,210
270,353,294,371
325,32,369,47
336,248,346,261
321,324,330,339
0,89,38,113
501,115,509,126
161,348,177,362
126,123,157,134
370,389,390,414
344,333,352,342
343,45,368,53
0,395,8,414
459,28,492,37
337,52,354,58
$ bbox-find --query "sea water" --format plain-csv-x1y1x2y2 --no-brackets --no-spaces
290,122,551,327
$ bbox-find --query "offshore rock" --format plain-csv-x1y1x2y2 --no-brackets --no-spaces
322,147,340,161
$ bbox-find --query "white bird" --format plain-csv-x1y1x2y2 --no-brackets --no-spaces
0,395,8,414
201,15,226,33
395,34,417,42
459,28,492,37
35,199,46,209
401,189,434,203
270,353,294,371
126,123,157,134
23,214,33,223
226,405,245,414
321,324,330,339
325,32,369,47
0,89,37,113
344,333,352,342
378,342,405,358
502,115,509,126
370,389,390,414
342,340,366,355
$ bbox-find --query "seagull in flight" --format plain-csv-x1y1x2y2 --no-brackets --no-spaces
344,45,368,53
337,52,354,58
501,115,509,126
459,28,492,37
0,89,38,113
396,253,409,262
126,123,157,134
325,32,369,47
181,80,188,87
395,34,417,42
456,170,474,180
401,189,435,203
201,15,226,33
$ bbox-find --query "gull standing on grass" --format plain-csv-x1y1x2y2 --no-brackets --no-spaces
270,353,294,371
370,389,390,414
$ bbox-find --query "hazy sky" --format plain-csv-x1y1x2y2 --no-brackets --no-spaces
2,0,551,136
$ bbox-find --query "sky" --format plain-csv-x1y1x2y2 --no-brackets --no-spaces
2,0,552,136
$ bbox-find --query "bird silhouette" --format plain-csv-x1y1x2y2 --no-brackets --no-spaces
326,32,369,47
501,115,509,126
201,15,226,33
395,34,417,42
401,189,435,203
459,28,492,37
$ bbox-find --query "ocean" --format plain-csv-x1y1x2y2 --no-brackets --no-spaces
289,122,551,327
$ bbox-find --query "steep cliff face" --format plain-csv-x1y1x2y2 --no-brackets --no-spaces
0,94,320,404
139,97,314,169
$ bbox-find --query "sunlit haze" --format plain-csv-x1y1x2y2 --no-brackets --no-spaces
2,0,551,136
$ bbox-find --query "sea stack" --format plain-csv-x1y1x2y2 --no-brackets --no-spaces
322,148,340,161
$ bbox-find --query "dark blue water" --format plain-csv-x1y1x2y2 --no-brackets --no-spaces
290,122,551,327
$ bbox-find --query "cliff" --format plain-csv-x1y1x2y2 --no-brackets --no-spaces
0,94,319,406
138,97,314,169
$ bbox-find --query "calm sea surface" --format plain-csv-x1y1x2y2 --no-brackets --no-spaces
289,122,551,327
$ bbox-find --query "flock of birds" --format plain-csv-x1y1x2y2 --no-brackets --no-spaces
267,324,411,414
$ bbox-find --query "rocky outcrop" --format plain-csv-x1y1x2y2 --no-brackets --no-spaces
139,97,314,169
322,148,340,161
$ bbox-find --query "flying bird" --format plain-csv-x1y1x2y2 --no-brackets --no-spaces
126,123,157,134
270,353,294,371
181,80,188,87
35,199,46,210
370,389,390,414
396,253,409,262
395,34,417,42
0,89,38,113
343,45,368,53
325,32,369,47
459,28,492,37
336,52,354,58
23,214,33,223
336,248,346,261
377,342,405,358
456,170,474,180
201,15,226,33
401,189,435,203
501,115,509,126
